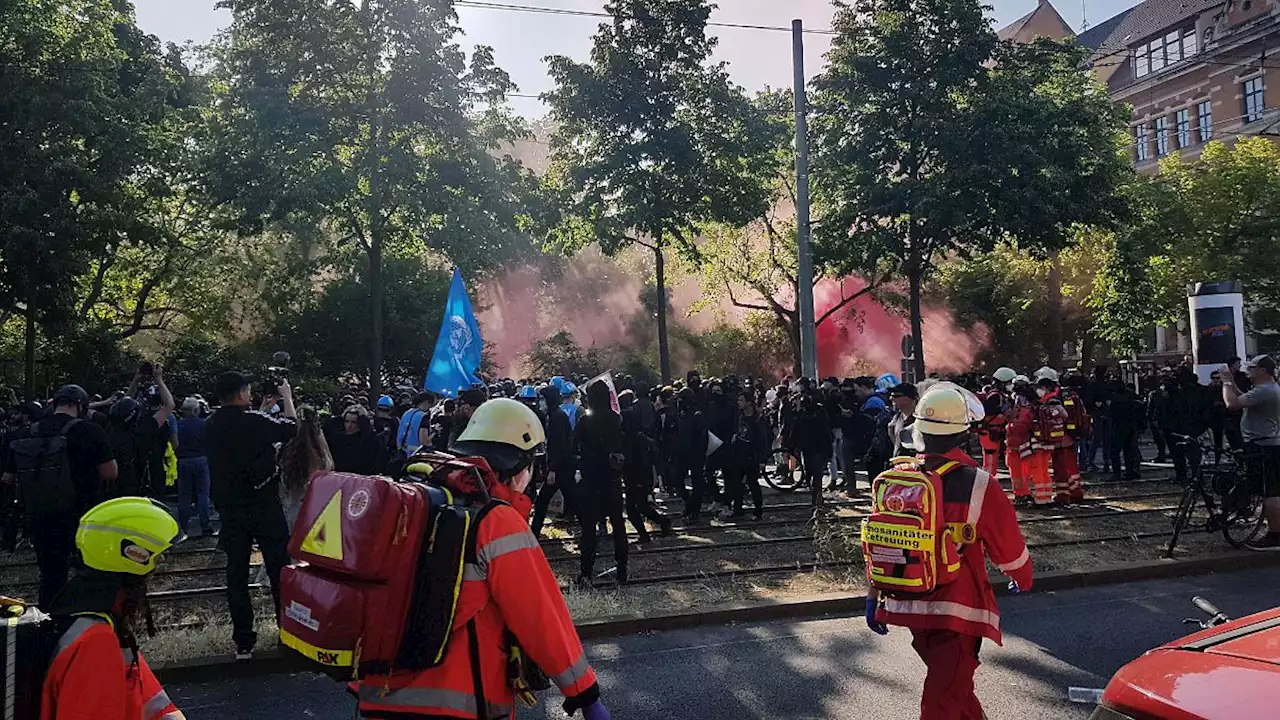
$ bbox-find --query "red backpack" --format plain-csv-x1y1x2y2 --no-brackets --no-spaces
279,452,496,679
862,457,965,596
1060,390,1091,440
1035,402,1069,446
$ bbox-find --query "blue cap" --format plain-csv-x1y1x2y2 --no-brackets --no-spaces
519,385,537,399
377,394,394,409
875,373,900,393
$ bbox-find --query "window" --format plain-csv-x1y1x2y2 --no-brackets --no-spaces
1150,38,1166,71
1156,116,1171,155
1183,29,1198,57
1166,32,1182,64
1176,108,1191,148
1136,50,1150,78
1244,76,1265,123
1135,124,1152,161
1198,100,1213,142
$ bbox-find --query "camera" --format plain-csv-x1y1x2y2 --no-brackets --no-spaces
261,350,290,395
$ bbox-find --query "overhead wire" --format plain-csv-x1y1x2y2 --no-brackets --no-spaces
453,0,837,35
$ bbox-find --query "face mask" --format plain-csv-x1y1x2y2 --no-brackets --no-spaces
511,466,533,494
1035,388,1048,398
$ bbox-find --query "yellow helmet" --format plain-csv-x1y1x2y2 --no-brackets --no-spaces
451,398,546,471
76,497,180,576
913,382,985,436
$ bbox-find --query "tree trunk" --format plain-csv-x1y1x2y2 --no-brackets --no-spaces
908,239,926,380
368,230,384,403
1080,332,1097,371
777,310,801,378
654,241,671,383
23,285,36,401
1047,250,1064,368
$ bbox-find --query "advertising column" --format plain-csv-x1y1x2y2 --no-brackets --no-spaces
1187,281,1246,384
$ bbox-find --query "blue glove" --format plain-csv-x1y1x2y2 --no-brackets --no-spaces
583,700,612,720
1008,579,1022,594
865,596,889,635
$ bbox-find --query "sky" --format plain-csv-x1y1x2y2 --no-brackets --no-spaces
135,0,1144,118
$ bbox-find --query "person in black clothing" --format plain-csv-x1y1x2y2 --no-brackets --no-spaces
788,390,832,507
574,380,629,585
1084,365,1114,474
655,386,680,498
325,404,383,475
1,385,117,607
101,397,145,497
0,401,41,552
1108,379,1146,480
673,388,709,522
446,388,487,448
1146,377,1170,462
724,391,769,519
531,385,577,537
1159,370,1211,483
206,370,297,659
703,381,736,508
1225,356,1250,451
619,391,672,541
431,399,456,452
1208,371,1229,461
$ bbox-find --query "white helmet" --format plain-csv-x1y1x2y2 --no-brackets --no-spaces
992,367,1017,383
1013,374,1031,385
1034,366,1060,384
913,382,985,436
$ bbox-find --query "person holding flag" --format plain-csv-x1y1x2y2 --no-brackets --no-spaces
425,269,483,399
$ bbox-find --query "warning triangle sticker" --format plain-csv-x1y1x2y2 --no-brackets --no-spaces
301,489,344,560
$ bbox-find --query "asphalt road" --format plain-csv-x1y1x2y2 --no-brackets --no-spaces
168,565,1280,719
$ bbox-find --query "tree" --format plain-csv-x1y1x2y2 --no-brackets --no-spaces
0,0,184,396
543,0,779,382
207,0,540,401
811,1,1130,375
1090,138,1280,354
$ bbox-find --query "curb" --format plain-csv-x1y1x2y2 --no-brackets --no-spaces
154,550,1280,685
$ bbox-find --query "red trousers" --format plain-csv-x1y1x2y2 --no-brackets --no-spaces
1007,449,1027,499
1025,450,1054,505
911,629,984,720
978,436,1001,478
1050,446,1083,503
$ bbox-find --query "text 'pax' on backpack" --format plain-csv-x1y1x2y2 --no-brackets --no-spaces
278,454,492,680
862,457,967,596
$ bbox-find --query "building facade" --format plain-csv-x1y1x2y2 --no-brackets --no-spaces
1078,0,1280,170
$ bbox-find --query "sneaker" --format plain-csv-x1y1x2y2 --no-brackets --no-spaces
201,527,220,538
658,520,674,538
173,532,190,546
235,647,253,661
1246,534,1280,552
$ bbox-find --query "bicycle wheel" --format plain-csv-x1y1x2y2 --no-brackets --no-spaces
763,454,802,493
1165,483,1198,558
1223,481,1267,549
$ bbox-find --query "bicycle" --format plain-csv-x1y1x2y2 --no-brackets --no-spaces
1165,434,1267,557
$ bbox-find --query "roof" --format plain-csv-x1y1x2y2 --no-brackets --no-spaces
1079,0,1222,55
997,6,1038,40
997,1,1075,42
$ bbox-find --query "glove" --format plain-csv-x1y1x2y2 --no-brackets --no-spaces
865,596,889,635
582,700,612,720
1008,579,1022,594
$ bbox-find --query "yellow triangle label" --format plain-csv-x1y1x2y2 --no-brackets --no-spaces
301,489,344,560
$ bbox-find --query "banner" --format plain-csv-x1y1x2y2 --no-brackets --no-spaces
425,269,483,398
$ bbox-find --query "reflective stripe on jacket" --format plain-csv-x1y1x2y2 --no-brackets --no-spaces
41,616,182,720
357,483,598,718
877,451,1033,645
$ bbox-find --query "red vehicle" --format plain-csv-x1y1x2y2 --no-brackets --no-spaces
1091,597,1280,720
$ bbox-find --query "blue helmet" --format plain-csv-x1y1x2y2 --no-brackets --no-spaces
377,394,394,410
518,385,538,399
875,373,900,393
563,381,578,396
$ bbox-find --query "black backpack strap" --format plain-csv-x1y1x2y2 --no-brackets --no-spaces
463,499,510,564
59,418,81,437
466,618,487,720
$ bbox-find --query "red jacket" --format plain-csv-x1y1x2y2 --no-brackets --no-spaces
1036,387,1074,450
41,615,181,720
878,449,1033,644
1006,398,1038,458
356,479,598,718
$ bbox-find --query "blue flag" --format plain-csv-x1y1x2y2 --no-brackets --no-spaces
425,269,483,397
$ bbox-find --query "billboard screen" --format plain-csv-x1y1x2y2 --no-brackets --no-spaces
1195,307,1238,365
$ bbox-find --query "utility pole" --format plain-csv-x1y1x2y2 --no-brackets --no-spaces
792,19,818,381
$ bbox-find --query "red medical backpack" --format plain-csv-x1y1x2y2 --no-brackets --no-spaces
862,458,964,596
1035,402,1069,447
279,454,489,679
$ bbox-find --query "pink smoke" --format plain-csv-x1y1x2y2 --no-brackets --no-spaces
813,278,989,377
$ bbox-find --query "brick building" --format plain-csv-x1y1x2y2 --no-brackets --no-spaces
1078,0,1280,170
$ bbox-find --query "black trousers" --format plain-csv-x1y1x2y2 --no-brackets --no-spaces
623,474,667,542
804,451,829,506
725,453,764,516
29,511,76,607
1150,424,1167,459
219,495,291,650
674,457,706,519
1110,429,1142,478
530,469,577,538
0,482,20,552
578,477,627,583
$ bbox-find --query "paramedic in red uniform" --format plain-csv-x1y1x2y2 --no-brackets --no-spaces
865,384,1033,720
40,497,184,720
1034,367,1085,505
355,398,610,720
